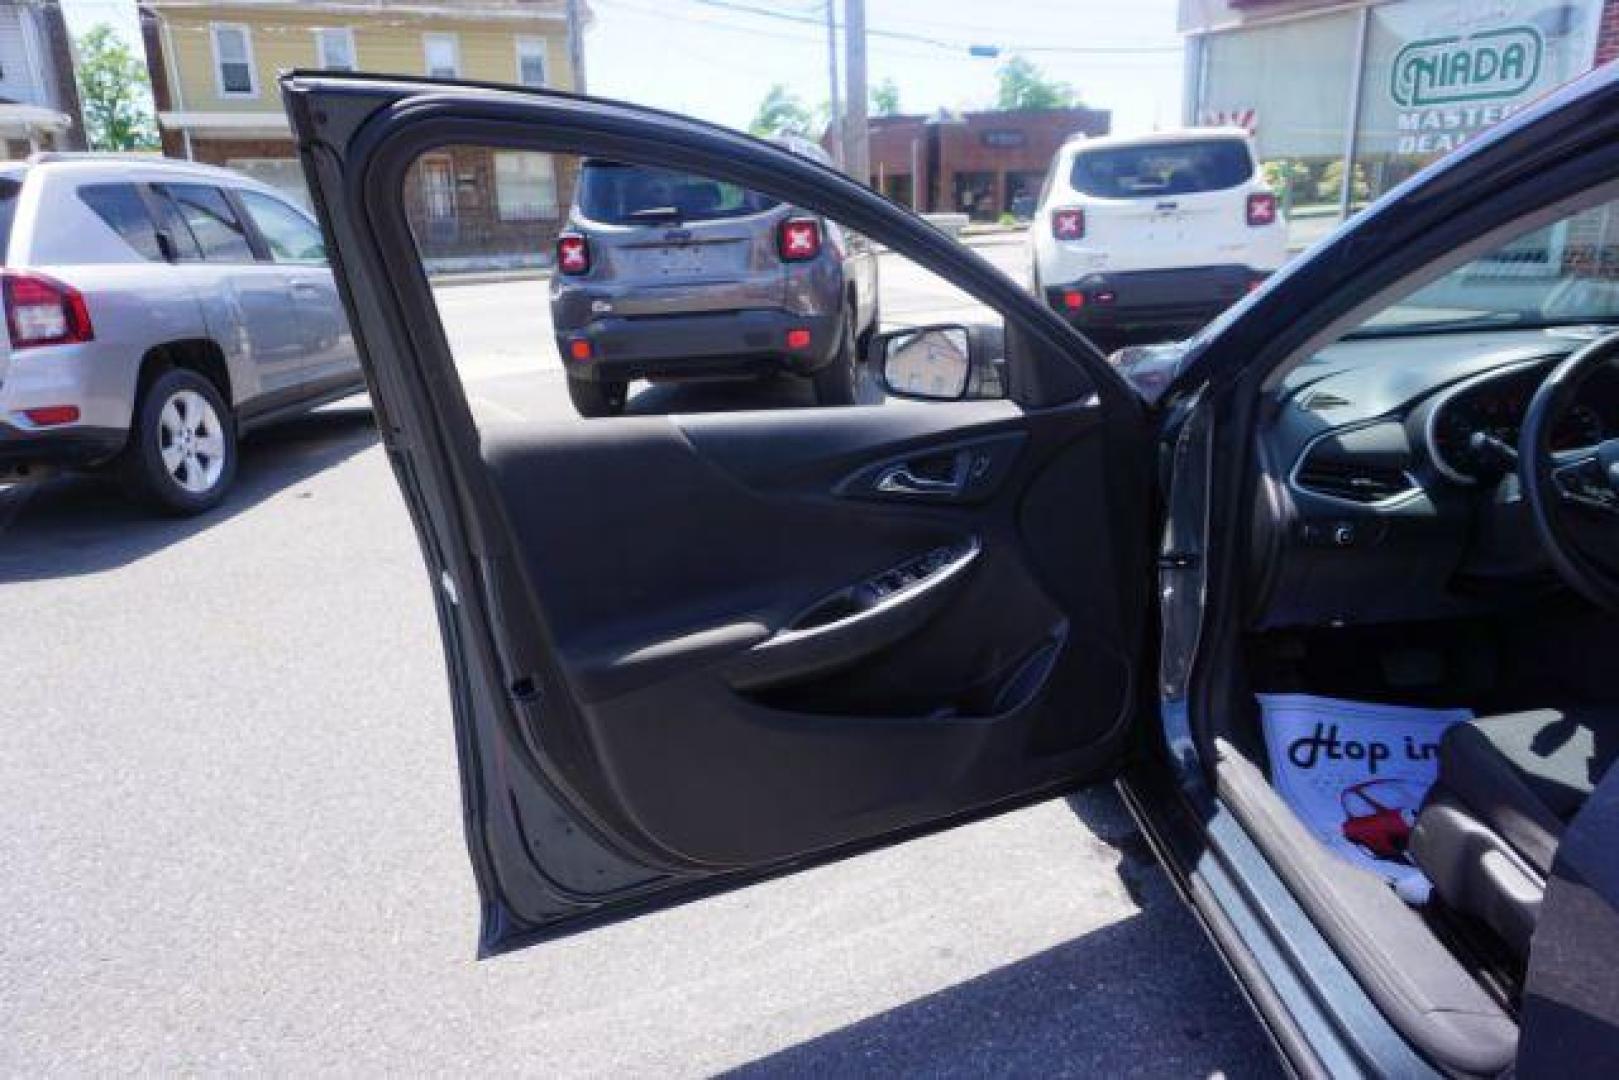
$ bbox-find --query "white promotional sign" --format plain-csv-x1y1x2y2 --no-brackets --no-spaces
1363,0,1604,157
1260,694,1473,903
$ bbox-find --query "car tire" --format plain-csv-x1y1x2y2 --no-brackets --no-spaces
121,368,238,515
812,309,859,407
567,376,628,418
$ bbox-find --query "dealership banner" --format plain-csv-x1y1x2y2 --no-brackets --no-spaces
1260,694,1473,903
1361,0,1605,157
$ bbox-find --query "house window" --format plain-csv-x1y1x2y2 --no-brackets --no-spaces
211,24,256,97
314,28,357,72
423,33,460,78
515,37,549,88
494,152,558,221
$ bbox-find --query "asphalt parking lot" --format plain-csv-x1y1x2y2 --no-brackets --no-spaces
1,240,1280,1076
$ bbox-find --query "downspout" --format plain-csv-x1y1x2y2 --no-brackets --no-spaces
160,18,194,160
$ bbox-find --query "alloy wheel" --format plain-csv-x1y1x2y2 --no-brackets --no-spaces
157,389,228,494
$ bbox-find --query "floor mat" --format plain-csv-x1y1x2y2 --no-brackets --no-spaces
1259,693,1472,903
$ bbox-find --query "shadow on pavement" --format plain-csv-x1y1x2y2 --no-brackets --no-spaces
728,790,1279,1079
0,402,377,584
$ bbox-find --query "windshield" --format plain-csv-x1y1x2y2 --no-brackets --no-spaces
1353,201,1619,337
576,161,781,224
1069,139,1254,199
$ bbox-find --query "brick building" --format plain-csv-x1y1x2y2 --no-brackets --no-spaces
140,0,587,272
852,106,1111,219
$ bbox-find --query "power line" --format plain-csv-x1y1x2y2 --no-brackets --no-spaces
685,0,1181,55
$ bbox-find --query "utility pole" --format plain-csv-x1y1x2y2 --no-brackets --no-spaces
825,0,843,167
566,0,588,93
843,0,869,186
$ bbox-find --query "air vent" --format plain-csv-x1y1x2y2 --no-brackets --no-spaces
1295,455,1417,504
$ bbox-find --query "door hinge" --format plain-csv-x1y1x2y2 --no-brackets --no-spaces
1158,552,1201,570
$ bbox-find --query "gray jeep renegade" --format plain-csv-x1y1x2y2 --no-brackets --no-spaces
549,144,880,417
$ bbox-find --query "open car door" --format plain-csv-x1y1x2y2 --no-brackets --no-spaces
281,74,1158,955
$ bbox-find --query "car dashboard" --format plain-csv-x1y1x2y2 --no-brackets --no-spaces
1251,327,1619,629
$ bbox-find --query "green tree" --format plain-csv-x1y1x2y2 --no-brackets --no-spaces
74,24,158,151
748,83,813,136
872,78,901,117
994,56,1077,111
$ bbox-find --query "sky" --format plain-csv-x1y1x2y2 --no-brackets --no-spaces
61,0,1187,136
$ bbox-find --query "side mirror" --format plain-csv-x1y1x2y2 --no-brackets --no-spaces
873,324,1002,401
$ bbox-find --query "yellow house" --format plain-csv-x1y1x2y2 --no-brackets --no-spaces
139,0,588,270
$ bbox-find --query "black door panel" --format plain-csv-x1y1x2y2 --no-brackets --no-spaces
478,398,1139,870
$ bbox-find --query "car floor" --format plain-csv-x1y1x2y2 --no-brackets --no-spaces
1190,595,1619,1075
1204,595,1619,1075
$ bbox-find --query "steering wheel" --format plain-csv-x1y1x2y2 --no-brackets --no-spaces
1520,330,1619,612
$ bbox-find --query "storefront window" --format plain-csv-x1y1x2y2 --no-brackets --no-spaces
1199,10,1361,250
1352,0,1606,210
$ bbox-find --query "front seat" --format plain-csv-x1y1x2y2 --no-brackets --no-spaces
1409,707,1619,957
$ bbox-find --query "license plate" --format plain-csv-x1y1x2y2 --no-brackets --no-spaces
654,245,705,275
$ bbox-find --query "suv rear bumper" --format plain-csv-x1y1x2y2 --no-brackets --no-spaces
1044,265,1267,332
0,421,126,479
557,310,842,383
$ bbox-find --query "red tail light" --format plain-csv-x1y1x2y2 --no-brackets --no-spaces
3,270,92,347
556,233,591,275
778,218,822,262
1051,207,1085,240
1247,192,1278,228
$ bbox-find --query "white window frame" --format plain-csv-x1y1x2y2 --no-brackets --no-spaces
514,36,549,88
422,32,461,79
210,22,258,99
313,27,357,72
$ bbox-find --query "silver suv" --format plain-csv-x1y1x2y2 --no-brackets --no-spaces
550,145,880,417
0,154,362,513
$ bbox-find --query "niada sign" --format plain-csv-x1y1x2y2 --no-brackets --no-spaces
1390,26,1544,107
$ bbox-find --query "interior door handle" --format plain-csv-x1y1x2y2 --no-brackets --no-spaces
875,456,966,497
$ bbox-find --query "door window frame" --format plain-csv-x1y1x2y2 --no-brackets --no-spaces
152,182,261,264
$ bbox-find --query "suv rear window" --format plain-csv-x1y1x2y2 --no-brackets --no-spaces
577,161,779,224
79,184,164,261
1069,139,1254,199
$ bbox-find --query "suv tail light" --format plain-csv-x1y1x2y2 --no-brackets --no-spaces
1051,207,1085,240
556,233,591,275
778,218,822,262
3,270,92,347
1247,192,1278,228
